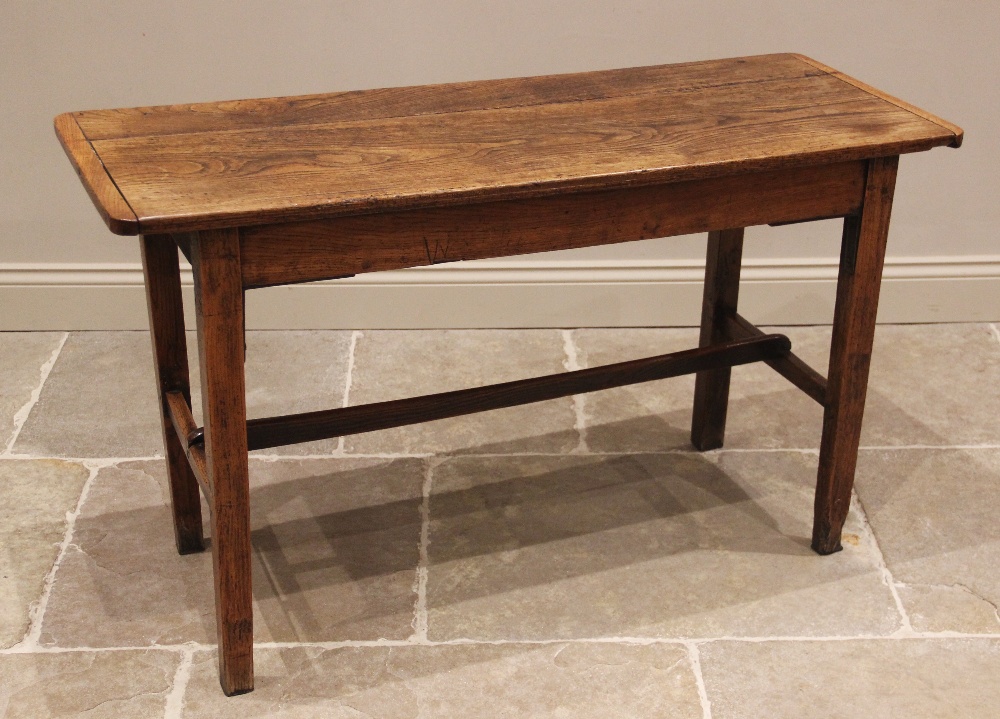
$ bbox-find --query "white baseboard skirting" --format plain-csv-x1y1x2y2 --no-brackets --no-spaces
2,257,998,330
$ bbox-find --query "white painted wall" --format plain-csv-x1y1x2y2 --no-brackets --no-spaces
1,1,995,328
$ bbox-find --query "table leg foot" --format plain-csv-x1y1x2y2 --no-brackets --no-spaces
812,156,898,556
214,517,254,695
691,228,744,451
811,523,845,555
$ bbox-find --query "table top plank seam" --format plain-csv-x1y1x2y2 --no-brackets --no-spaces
74,66,828,145
791,54,963,147
71,53,821,141
53,113,139,234
86,72,888,169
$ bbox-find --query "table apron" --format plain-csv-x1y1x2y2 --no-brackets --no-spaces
237,159,866,289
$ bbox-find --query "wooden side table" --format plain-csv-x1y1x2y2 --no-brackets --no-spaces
55,53,961,695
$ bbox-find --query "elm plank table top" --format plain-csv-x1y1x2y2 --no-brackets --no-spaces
55,53,961,236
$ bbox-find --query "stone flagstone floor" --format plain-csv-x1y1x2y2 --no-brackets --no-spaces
1,325,1000,717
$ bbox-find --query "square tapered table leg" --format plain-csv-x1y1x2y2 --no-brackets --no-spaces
141,234,205,555
191,228,254,695
813,156,899,555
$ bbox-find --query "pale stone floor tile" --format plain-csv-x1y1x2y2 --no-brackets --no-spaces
0,332,64,449
39,457,423,647
344,330,579,455
425,451,899,640
13,331,352,458
859,323,1000,447
183,643,703,718
0,459,89,648
699,639,1000,718
855,448,1000,633
0,649,178,718
242,331,353,455
11,332,165,457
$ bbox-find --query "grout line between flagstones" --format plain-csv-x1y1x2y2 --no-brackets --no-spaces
684,641,714,719
856,444,1000,451
5,631,1000,658
852,490,915,635
1,454,166,463
15,458,104,650
13,444,1000,465
6,445,1000,465
163,648,195,719
2,332,68,456
409,457,435,642
561,329,590,454
335,330,361,454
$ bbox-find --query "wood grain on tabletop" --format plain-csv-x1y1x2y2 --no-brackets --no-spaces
53,114,139,234
55,53,961,235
